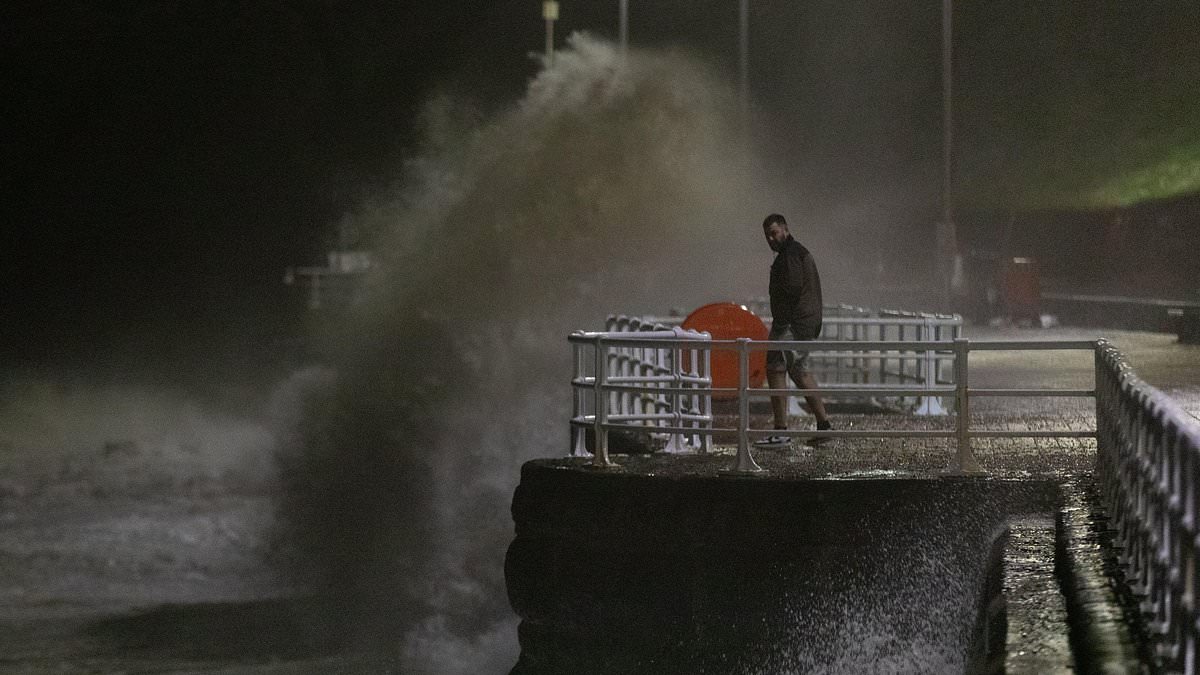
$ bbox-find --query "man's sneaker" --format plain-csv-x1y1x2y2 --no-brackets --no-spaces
806,420,834,447
754,434,791,448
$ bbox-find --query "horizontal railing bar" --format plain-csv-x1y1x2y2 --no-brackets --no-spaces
814,383,953,392
969,389,1095,397
580,339,718,350
574,377,703,387
574,422,1097,441
824,317,962,326
580,383,956,394
726,340,951,351
599,384,716,395
750,386,957,396
968,340,1098,350
969,430,1097,438
581,384,1095,401
570,329,710,342
580,423,956,439
637,313,965,327
631,318,963,327
580,384,960,397
573,417,1097,439
606,375,710,385
570,419,739,435
579,338,957,351
571,419,721,430
606,414,711,423
582,381,1096,397
582,338,1097,352
808,352,954,360
743,429,955,438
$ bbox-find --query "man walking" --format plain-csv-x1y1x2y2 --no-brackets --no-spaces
755,213,833,447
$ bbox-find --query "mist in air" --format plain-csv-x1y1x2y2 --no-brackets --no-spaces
278,33,814,670
0,28,886,672
0,31,826,673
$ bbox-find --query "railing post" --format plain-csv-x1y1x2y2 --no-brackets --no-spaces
607,321,621,415
1182,436,1198,673
618,331,631,418
949,337,984,474
1095,341,1110,476
592,336,614,468
700,340,712,454
571,336,588,456
726,337,765,474
877,319,887,386
852,321,862,385
664,340,686,453
916,317,948,415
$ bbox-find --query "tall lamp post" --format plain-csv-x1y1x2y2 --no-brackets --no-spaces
939,0,959,306
544,0,559,65
738,0,749,120
619,0,629,52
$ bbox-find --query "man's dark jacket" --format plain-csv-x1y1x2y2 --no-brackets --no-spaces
769,236,823,337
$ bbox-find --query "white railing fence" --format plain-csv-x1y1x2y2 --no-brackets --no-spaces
568,328,1200,672
821,308,962,415
1095,339,1200,674
571,326,713,457
629,305,962,415
570,334,1096,474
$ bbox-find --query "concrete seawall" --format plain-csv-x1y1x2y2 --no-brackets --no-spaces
506,460,1061,674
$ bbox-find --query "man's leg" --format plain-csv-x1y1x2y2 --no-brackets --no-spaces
768,370,790,429
791,364,832,446
788,344,828,425
757,327,796,447
796,371,829,424
764,336,791,431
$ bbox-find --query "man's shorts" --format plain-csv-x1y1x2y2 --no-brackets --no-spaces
766,322,820,379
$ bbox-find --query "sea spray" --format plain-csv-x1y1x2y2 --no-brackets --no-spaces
277,34,779,671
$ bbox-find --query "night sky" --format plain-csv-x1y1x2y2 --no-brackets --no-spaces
5,1,1199,360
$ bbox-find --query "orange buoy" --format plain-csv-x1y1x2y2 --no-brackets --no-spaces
681,302,768,399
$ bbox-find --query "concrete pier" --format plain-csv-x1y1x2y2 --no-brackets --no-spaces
504,401,1146,673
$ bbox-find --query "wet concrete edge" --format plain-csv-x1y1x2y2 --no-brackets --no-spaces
1002,514,1074,674
1055,478,1150,673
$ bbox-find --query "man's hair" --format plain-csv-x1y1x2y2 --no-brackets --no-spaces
762,213,788,230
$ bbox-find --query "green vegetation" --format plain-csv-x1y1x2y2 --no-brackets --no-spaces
963,129,1200,210
1086,136,1200,206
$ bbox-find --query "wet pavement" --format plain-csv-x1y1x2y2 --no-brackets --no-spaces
963,325,1200,419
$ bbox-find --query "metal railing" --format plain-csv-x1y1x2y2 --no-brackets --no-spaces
820,307,962,415
589,316,709,453
570,334,1097,473
570,326,714,457
628,305,962,415
568,330,1200,670
1095,339,1200,673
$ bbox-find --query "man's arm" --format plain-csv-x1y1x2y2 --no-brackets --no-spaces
783,247,811,298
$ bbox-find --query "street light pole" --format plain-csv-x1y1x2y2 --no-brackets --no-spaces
738,0,749,120
619,0,629,53
544,0,559,66
939,0,958,306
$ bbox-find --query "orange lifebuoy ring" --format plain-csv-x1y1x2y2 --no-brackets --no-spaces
680,302,768,399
